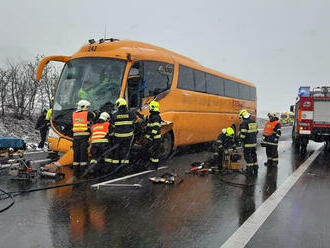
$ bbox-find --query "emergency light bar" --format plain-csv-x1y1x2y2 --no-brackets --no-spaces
299,86,310,97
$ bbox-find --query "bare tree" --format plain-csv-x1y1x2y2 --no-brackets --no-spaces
0,56,59,119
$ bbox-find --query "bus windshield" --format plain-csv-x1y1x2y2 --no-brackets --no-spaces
53,57,126,112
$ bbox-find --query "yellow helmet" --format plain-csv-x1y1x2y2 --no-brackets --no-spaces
226,127,235,136
149,100,160,112
115,98,127,107
239,109,250,119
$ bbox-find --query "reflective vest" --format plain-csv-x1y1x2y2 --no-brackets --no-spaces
263,120,280,136
45,108,52,121
91,122,110,143
72,111,89,136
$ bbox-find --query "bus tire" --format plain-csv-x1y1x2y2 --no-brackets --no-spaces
325,140,330,152
160,132,173,161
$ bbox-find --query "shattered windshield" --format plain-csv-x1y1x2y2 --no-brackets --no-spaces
53,58,126,112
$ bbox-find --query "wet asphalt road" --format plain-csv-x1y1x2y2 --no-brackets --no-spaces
0,127,323,248
246,148,330,248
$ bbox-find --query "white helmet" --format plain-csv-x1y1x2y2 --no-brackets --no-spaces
222,128,227,134
77,100,91,111
99,112,110,121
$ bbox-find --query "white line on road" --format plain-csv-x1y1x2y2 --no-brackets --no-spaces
220,146,323,248
91,166,168,190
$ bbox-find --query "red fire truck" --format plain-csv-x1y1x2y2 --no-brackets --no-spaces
291,86,330,153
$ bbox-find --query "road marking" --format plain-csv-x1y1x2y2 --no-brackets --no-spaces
91,166,168,190
220,146,323,248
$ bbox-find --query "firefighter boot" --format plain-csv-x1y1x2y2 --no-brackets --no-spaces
246,166,253,177
264,160,272,166
253,165,259,177
73,164,80,178
79,165,86,178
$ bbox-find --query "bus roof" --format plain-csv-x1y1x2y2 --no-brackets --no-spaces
73,39,255,87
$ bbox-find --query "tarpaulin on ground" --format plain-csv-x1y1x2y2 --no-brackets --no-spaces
0,137,25,149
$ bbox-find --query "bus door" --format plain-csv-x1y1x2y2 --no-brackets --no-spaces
126,60,174,109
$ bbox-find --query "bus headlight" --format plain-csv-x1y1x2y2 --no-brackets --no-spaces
48,128,59,139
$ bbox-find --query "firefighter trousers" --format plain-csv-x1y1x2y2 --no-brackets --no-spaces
112,137,131,166
73,136,89,167
38,126,48,148
244,147,257,167
147,139,161,170
266,145,278,164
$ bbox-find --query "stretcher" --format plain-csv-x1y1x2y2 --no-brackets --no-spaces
0,136,26,158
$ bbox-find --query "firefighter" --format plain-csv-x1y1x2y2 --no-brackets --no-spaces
212,127,236,169
110,98,136,168
35,109,48,149
72,100,96,177
45,96,54,123
89,112,111,175
262,112,281,166
238,109,258,177
136,100,162,170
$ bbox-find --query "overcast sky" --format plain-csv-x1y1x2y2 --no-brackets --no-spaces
1,0,330,116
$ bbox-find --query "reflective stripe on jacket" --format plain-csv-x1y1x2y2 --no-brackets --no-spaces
72,111,89,135
239,118,258,147
112,109,135,138
145,112,162,140
91,122,110,143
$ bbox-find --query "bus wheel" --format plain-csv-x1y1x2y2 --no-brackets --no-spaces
292,136,300,152
325,140,330,152
160,132,173,161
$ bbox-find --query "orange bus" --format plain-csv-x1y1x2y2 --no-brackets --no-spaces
36,39,256,167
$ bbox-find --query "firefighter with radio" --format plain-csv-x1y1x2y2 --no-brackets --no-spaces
72,100,97,177
262,112,281,166
89,112,112,175
238,109,258,177
136,100,162,170
212,127,236,169
109,98,136,168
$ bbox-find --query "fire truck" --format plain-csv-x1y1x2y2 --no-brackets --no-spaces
291,86,330,153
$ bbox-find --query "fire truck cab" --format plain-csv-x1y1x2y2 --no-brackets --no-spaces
291,86,330,153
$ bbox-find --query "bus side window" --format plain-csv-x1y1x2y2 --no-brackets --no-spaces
143,61,174,97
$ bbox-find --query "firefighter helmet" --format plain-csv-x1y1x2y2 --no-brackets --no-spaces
115,98,127,107
149,100,160,112
239,109,250,119
267,112,276,118
226,127,235,136
77,100,91,111
99,112,110,121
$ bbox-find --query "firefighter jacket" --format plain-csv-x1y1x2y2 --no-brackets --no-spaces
213,133,235,156
144,111,162,140
91,120,110,144
72,110,96,137
112,108,136,138
239,118,258,148
263,118,281,145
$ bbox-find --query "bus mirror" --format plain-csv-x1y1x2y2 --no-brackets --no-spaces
35,55,71,82
290,105,294,112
